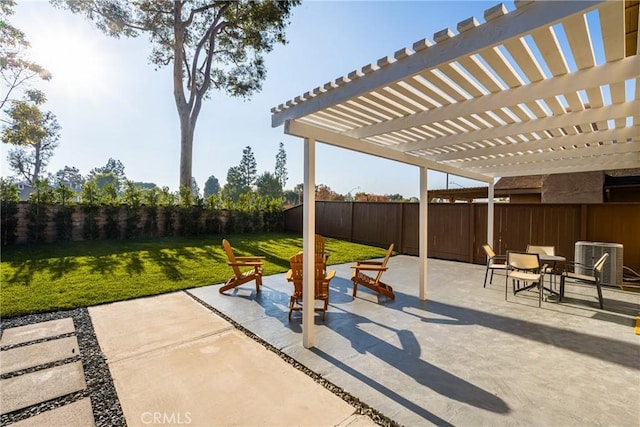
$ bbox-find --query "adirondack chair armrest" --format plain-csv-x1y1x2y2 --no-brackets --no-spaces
325,270,336,281
228,261,263,267
351,265,388,271
235,256,265,261
354,260,384,266
285,269,293,281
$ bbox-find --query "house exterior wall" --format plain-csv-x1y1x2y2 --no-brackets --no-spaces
542,171,603,203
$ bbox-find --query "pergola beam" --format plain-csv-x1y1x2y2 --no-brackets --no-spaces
285,119,492,183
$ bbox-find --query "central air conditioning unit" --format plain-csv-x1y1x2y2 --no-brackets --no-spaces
574,241,623,287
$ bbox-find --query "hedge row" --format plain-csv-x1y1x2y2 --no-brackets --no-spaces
0,180,283,246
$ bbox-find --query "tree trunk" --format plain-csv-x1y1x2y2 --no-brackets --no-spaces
32,141,42,185
179,113,195,189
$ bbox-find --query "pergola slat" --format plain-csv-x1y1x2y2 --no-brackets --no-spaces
469,151,639,175
457,138,640,168
404,104,635,156
345,55,639,141
600,1,626,61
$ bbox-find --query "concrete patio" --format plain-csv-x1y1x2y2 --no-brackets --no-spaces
189,255,640,426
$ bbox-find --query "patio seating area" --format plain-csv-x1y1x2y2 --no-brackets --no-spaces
189,255,640,426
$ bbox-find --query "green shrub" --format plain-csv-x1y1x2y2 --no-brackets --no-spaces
123,180,142,239
53,184,75,241
81,181,101,240
0,179,20,246
204,193,222,234
160,186,177,236
101,183,120,239
143,187,160,237
27,180,54,243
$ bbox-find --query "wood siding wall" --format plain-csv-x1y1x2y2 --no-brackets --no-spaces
284,202,640,271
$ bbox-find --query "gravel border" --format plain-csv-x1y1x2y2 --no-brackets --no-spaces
185,291,400,427
0,308,125,427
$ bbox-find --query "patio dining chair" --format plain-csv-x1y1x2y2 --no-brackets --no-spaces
286,252,335,321
351,243,395,300
219,239,265,294
505,251,547,307
482,244,506,287
560,252,609,309
526,245,555,256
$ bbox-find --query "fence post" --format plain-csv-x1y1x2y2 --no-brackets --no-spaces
469,203,475,263
398,202,404,254
349,201,354,243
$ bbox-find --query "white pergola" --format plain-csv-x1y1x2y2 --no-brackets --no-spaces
270,0,640,348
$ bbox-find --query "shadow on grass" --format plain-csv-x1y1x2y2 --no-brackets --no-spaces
0,233,299,284
126,253,144,276
146,249,184,280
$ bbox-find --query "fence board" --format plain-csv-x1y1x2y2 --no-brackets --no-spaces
586,204,640,272
428,204,471,262
284,201,640,272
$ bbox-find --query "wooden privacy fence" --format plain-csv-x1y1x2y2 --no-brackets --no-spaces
284,202,640,272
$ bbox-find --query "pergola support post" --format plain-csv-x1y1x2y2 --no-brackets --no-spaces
487,180,495,248
303,137,316,348
419,167,428,300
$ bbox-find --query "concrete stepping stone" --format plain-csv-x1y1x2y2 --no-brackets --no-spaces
0,362,86,415
0,318,75,346
0,336,80,375
9,399,95,427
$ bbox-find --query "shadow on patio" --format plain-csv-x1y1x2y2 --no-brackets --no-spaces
189,255,640,426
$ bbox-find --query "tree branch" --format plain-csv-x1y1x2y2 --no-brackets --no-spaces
184,2,218,27
182,46,191,88
187,2,230,109
0,70,36,111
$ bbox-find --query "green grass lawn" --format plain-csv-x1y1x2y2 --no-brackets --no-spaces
0,232,388,318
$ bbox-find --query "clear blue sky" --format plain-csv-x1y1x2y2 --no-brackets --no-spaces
2,1,510,197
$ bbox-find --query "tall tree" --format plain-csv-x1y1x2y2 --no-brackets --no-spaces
221,166,245,202
274,141,287,189
0,0,51,114
255,171,281,199
88,158,126,192
191,176,200,198
238,145,257,188
203,174,219,197
133,181,158,191
88,158,126,180
88,172,119,191
316,184,344,201
3,103,60,185
52,0,299,189
52,165,85,190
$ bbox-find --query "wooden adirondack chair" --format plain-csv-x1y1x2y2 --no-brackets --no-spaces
286,252,335,320
351,243,395,300
285,234,329,278
220,239,265,294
